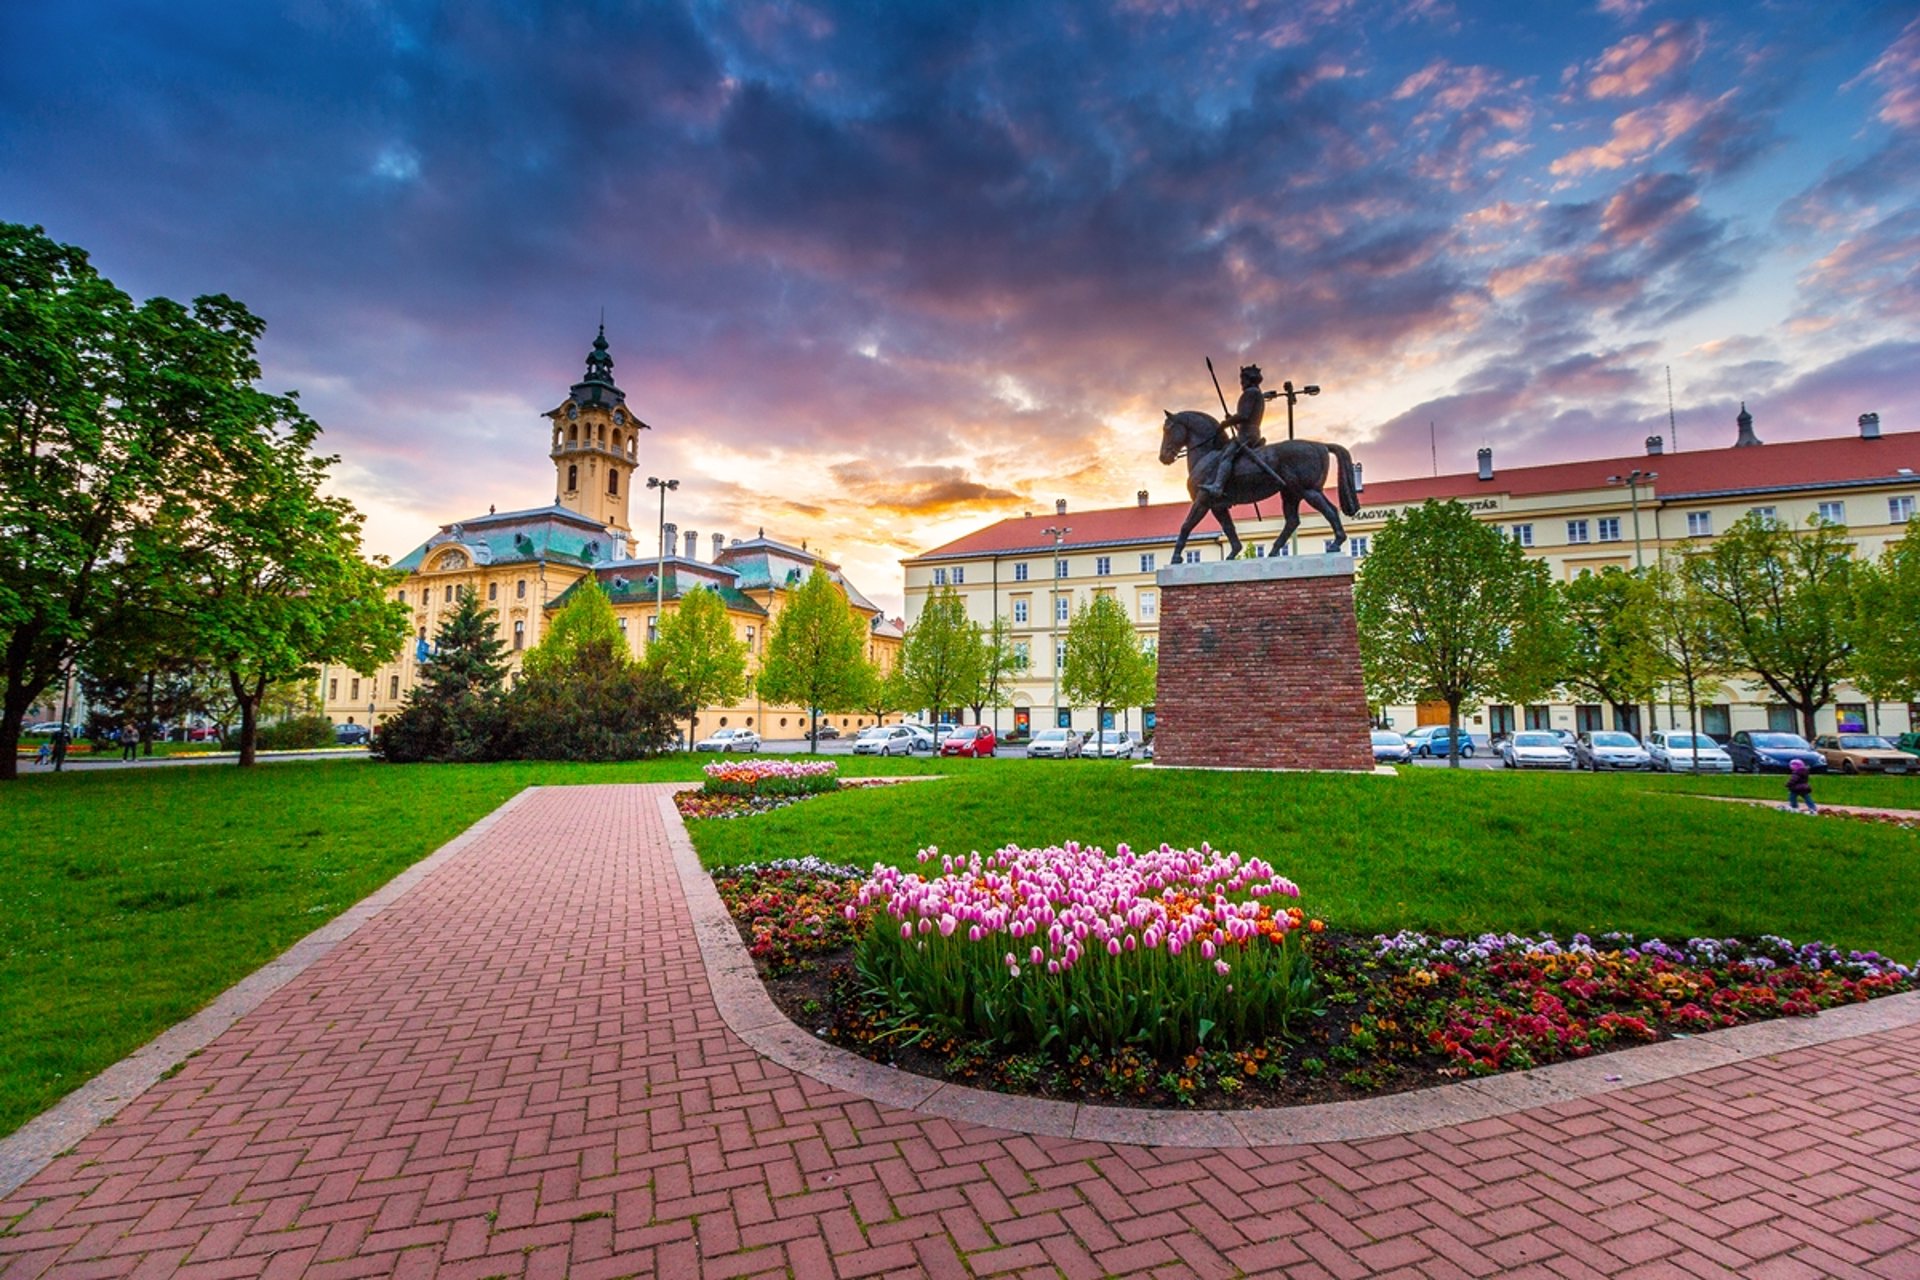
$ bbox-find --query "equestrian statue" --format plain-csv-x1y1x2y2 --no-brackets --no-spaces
1158,362,1360,563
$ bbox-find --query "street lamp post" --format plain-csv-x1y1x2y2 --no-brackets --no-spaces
1043,524,1069,730
646,476,679,646
1607,467,1658,735
1276,379,1321,441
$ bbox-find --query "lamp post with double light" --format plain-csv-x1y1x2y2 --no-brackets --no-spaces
646,476,678,647
1275,379,1321,441
1606,467,1658,735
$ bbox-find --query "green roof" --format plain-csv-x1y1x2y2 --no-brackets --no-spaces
393,505,613,572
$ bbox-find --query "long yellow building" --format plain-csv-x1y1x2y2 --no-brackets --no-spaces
320,331,902,740
904,409,1920,742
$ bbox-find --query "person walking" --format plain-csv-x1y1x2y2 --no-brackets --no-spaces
1785,758,1818,815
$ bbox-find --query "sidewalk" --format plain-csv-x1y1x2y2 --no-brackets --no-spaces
2,783,1916,1278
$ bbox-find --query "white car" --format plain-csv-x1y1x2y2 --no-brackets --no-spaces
1648,731,1732,773
1087,730,1139,759
1025,728,1082,759
852,726,917,756
1499,731,1575,770
695,727,761,753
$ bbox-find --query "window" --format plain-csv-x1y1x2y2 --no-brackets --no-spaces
1687,511,1712,537
1566,520,1590,544
1142,637,1157,657
745,626,755,649
1892,495,1915,523
1575,704,1603,733
1139,553,1156,573
1013,599,1029,624
396,589,406,603
1055,639,1067,670
1012,641,1030,669
329,678,338,700
1055,558,1069,578
488,583,497,601
1095,556,1111,576
1750,505,1777,525
1055,596,1070,623
566,464,578,491
618,617,628,634
1511,524,1533,547
1488,705,1515,738
952,566,964,585
1014,562,1029,582
517,579,527,599
1597,517,1621,542
1837,702,1869,733
1274,540,1290,557
350,678,360,701
1766,704,1796,733
513,620,526,650
1323,539,1340,554
441,585,452,602
932,568,947,586
646,615,658,644
1139,592,1156,621
1183,550,1201,564
1818,501,1846,525
1524,705,1552,730
389,675,400,699
608,469,619,495
1349,536,1369,557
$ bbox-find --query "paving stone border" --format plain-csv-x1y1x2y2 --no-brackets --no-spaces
662,789,1920,1148
0,787,540,1199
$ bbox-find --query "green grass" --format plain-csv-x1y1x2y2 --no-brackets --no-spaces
1,752,1912,1139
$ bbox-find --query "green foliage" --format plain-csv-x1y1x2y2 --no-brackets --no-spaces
255,714,335,751
898,587,983,720
501,638,681,761
970,616,1021,720
1689,513,1856,738
756,567,869,749
1356,500,1563,763
851,661,910,724
376,589,510,763
1558,568,1655,721
1061,594,1155,728
648,585,750,745
1641,551,1731,746
1849,524,1920,708
522,579,626,682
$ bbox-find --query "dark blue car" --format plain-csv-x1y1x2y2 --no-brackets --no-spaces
1727,731,1826,774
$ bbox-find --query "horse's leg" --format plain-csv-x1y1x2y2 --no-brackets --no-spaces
1216,506,1242,559
1171,497,1209,563
1272,494,1301,556
1303,488,1346,550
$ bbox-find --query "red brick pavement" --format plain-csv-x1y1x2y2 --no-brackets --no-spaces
3,783,1918,1279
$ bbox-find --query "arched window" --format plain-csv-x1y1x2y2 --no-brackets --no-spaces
612,430,621,450
567,464,578,491
513,620,525,650
488,583,497,601
517,579,527,599
607,469,619,496
397,589,405,603
568,424,577,444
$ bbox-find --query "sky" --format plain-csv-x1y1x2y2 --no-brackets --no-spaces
4,1,1918,615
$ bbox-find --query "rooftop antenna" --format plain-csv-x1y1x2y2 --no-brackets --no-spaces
1429,421,1438,477
1665,365,1679,453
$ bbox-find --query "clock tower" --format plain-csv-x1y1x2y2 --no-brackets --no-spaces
546,325,645,533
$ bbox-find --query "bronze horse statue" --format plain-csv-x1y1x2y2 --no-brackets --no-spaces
1158,410,1360,562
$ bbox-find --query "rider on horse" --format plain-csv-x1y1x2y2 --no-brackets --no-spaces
1195,364,1267,505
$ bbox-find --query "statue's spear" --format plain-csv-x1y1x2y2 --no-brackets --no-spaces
1205,356,1232,419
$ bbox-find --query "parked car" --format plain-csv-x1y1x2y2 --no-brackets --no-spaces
334,723,371,746
1026,728,1083,759
1727,731,1826,774
1896,732,1920,758
1406,725,1475,758
1087,730,1139,759
1648,731,1733,773
939,725,997,757
695,727,761,752
812,723,841,740
900,724,937,753
1371,730,1413,764
187,724,223,742
1550,728,1578,748
1500,731,1575,769
1573,731,1650,771
934,725,959,747
24,722,79,737
853,725,917,756
1813,733,1914,775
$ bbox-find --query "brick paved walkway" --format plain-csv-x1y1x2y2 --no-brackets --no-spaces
4,784,1918,1279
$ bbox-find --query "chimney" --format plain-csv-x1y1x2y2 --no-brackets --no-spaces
712,532,725,559
1055,498,1068,516
1645,435,1664,456
661,522,677,558
1734,402,1761,447
1352,462,1365,492
1860,412,1881,440
1476,447,1494,481
684,530,698,560
1136,490,1149,508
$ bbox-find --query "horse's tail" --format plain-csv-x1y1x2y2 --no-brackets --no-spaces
1329,443,1361,515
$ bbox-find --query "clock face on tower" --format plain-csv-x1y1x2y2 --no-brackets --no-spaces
614,409,625,425
568,405,579,420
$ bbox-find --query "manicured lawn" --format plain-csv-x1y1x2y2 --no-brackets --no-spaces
1,753,1912,1137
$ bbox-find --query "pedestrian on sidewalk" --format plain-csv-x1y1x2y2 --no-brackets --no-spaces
120,721,138,761
1786,758,1818,814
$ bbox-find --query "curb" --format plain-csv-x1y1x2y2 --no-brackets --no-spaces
662,789,1920,1147
0,786,542,1199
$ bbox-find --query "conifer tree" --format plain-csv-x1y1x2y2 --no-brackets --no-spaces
376,588,510,762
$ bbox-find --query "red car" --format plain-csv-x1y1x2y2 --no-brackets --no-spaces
939,725,997,757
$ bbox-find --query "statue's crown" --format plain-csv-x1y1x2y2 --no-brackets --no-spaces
1240,364,1263,382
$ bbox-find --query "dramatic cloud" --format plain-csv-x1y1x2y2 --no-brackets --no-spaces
1583,20,1706,100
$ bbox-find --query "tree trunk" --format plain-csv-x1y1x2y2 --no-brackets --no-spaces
1686,696,1700,771
0,686,28,781
143,669,156,757
1447,699,1462,769
236,695,260,766
1799,702,1818,741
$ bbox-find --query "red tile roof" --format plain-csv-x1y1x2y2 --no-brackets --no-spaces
907,429,1920,561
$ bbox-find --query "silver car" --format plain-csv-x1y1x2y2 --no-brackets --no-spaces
1026,728,1082,759
1087,731,1138,759
1500,731,1575,769
852,726,916,756
1574,731,1651,771
1648,731,1732,773
695,727,761,752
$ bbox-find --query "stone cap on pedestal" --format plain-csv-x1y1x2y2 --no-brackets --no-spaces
1157,552,1355,588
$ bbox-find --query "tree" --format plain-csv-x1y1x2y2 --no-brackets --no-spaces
1641,552,1730,767
1690,513,1855,739
1558,568,1656,734
852,661,910,728
967,616,1021,727
522,578,625,682
1061,594,1156,736
648,584,750,748
503,639,680,761
0,224,281,778
898,587,983,724
376,587,511,763
756,566,869,752
1848,524,1920,730
1355,500,1564,768
137,405,408,767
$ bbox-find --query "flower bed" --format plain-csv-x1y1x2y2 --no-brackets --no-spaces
711,848,1918,1109
701,759,839,797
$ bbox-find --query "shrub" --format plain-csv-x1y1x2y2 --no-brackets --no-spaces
256,714,335,751
499,639,680,761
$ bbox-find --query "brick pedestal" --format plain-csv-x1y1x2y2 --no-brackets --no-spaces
1153,554,1375,771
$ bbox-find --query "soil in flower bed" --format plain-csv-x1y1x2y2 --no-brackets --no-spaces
713,865,1917,1110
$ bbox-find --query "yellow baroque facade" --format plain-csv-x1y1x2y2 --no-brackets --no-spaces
319,331,902,740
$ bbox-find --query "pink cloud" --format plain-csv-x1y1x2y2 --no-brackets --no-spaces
1549,93,1719,177
1850,16,1920,129
1583,20,1705,100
